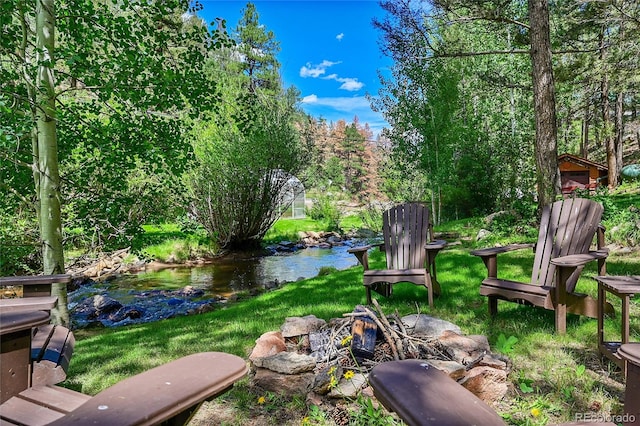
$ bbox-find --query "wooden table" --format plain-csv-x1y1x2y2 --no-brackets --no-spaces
0,310,51,403
596,275,640,371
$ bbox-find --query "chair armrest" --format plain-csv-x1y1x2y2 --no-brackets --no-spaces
425,240,447,251
0,274,71,298
347,245,372,254
470,243,534,258
348,245,374,270
550,249,609,267
49,352,248,426
471,244,534,279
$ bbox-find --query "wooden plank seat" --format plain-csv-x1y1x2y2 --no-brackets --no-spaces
31,325,75,386
0,351,248,426
349,203,446,308
0,297,58,313
471,198,613,334
369,359,616,426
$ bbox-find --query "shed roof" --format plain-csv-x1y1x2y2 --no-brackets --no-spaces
558,153,608,171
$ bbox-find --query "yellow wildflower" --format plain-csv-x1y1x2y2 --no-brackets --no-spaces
530,407,541,418
343,370,355,380
328,366,336,375
301,417,310,425
257,396,266,405
341,335,353,346
329,376,339,388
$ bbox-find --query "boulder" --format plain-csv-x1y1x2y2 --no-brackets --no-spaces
249,331,287,362
281,315,327,337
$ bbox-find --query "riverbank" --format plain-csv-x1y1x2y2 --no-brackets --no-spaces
66,234,364,329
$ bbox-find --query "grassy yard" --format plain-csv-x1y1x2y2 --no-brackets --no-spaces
65,196,640,425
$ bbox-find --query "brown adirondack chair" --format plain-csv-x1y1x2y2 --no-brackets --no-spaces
471,197,611,334
348,203,447,308
369,357,626,426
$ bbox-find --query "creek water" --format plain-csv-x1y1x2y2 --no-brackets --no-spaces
68,244,361,328
103,244,358,299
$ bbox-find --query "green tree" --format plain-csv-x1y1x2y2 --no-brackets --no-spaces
1,0,219,324
186,3,309,248
374,0,561,210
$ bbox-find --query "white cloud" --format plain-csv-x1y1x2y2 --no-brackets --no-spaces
336,33,344,41
337,78,364,91
320,74,364,91
299,60,340,78
301,94,318,103
300,95,371,111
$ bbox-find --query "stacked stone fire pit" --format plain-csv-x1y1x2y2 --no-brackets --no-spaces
249,302,511,419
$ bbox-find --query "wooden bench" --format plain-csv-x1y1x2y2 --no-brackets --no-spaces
0,274,75,388
0,351,248,426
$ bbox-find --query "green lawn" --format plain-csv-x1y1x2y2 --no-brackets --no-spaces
65,192,640,425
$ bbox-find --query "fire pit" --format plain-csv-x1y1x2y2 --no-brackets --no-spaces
248,302,511,410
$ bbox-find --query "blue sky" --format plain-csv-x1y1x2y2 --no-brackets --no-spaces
198,1,393,136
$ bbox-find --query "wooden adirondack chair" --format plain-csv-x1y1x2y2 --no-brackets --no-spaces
348,203,447,308
471,197,610,334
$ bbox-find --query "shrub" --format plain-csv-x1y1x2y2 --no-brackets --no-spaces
307,195,343,231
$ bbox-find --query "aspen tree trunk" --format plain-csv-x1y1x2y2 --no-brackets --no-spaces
35,0,68,325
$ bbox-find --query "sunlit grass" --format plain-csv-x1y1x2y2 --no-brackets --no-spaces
66,240,640,424
65,193,640,425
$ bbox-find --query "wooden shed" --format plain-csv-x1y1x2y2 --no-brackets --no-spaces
558,153,608,195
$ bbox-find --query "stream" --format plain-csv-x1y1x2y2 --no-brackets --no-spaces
68,244,361,329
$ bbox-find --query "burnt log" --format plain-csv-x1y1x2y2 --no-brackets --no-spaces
350,305,377,359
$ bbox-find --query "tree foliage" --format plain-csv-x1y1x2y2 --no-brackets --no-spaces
1,0,221,323
185,3,310,249
372,0,639,217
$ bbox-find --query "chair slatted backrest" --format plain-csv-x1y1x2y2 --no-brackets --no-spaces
382,203,433,270
531,198,604,291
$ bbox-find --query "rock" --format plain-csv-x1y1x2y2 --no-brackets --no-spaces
328,373,367,398
466,335,491,352
479,353,509,371
438,330,489,364
281,315,327,338
402,314,461,337
459,366,508,405
178,286,205,297
252,368,315,396
312,364,343,395
249,331,287,362
92,294,122,313
476,229,492,241
108,305,145,322
424,359,466,380
254,352,316,374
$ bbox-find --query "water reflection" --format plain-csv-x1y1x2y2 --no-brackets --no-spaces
86,244,360,301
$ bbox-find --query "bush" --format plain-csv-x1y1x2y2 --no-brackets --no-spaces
307,196,343,231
